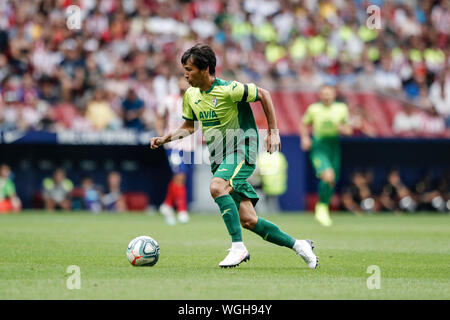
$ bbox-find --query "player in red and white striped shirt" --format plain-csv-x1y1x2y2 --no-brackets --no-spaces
155,76,196,225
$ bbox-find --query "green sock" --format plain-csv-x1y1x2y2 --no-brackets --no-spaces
318,181,334,205
214,195,242,242
252,217,295,248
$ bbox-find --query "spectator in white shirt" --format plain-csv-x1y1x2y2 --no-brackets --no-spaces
374,56,402,94
419,105,446,137
429,72,450,117
392,103,421,136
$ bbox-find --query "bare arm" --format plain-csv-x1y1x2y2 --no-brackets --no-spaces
338,123,353,136
255,87,281,153
299,121,312,151
154,114,166,137
150,120,196,149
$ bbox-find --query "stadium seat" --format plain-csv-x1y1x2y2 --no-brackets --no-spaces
32,191,43,209
124,192,149,211
269,92,420,137
330,194,341,211
305,193,317,212
305,193,341,212
71,188,85,198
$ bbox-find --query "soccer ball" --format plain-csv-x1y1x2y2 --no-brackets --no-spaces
126,236,160,266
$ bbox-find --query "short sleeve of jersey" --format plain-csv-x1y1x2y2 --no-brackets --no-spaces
302,104,314,125
229,81,258,103
182,92,197,121
339,103,350,124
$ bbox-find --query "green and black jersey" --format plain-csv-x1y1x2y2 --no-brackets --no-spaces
302,101,349,139
302,101,350,179
182,78,259,168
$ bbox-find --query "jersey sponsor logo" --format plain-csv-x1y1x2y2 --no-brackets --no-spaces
202,120,221,127
198,110,220,127
199,110,218,120
199,110,220,126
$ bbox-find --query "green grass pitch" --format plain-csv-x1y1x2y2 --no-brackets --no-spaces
0,211,449,300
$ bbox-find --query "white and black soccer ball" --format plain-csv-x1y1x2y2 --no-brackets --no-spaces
126,236,160,266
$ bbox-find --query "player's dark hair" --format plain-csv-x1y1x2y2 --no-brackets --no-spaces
181,44,216,75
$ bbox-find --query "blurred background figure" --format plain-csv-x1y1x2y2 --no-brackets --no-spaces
378,169,417,213
439,171,450,212
80,176,103,213
121,88,145,131
299,85,353,226
252,151,288,214
348,104,378,137
418,105,446,137
392,103,421,137
42,168,73,211
340,170,376,214
155,76,194,225
86,88,120,131
101,171,127,212
413,171,447,212
0,164,22,213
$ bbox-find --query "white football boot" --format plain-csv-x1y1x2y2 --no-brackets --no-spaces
219,243,250,268
160,203,176,226
293,239,319,269
177,211,190,224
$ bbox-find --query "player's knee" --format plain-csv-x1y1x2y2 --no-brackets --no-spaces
173,173,186,185
240,215,257,230
321,170,335,185
209,178,228,199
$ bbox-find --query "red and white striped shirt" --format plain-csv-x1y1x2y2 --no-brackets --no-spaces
158,94,199,152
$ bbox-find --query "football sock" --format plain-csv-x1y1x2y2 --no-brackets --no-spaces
163,181,174,207
231,241,245,250
173,183,188,212
215,195,243,242
318,181,334,205
252,217,296,248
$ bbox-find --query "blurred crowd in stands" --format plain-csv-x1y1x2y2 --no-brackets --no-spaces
0,0,449,136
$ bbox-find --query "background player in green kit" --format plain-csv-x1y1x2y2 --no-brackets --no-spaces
151,44,318,269
299,85,353,227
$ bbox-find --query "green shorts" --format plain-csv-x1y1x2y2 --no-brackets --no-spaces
310,137,341,181
211,152,259,209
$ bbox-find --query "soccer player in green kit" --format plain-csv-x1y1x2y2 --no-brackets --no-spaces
151,44,318,269
299,85,353,227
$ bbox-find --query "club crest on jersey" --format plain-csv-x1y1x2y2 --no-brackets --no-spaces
212,97,217,108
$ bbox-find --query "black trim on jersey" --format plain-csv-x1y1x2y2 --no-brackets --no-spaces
182,115,197,121
241,84,248,102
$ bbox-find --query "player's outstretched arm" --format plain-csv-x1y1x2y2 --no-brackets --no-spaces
150,120,196,149
255,87,281,153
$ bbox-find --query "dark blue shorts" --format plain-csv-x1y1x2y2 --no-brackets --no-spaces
165,149,192,175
